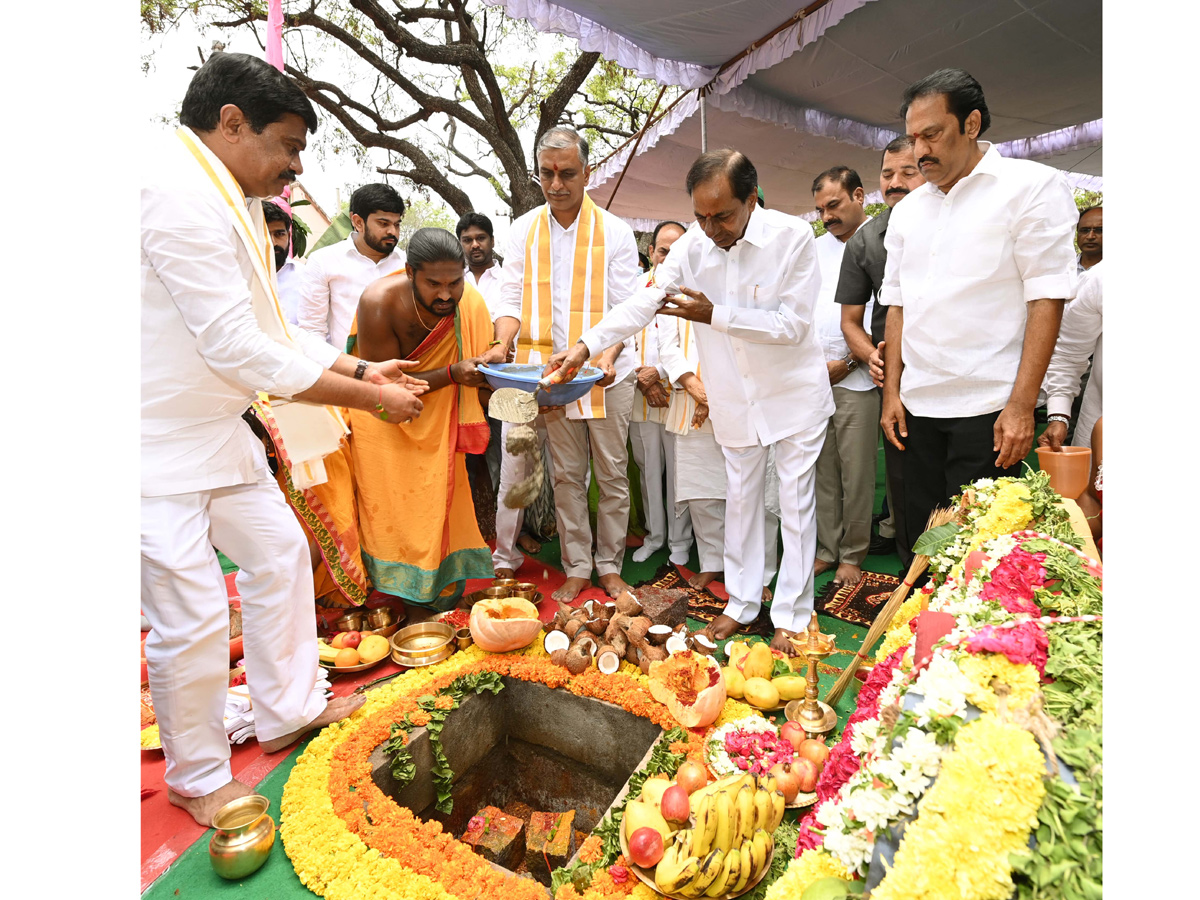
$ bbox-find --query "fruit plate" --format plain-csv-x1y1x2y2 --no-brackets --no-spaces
619,827,775,900
786,791,817,809
318,653,391,675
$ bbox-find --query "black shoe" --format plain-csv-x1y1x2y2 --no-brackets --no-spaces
869,533,895,556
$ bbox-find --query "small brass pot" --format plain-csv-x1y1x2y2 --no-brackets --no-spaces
480,586,512,600
209,794,275,880
333,611,366,633
366,606,395,629
491,578,518,590
455,627,474,651
512,583,538,600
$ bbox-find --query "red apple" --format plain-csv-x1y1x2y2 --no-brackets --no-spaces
660,784,691,824
628,826,664,868
768,762,802,803
779,721,806,752
342,630,362,650
798,738,830,771
675,759,708,795
792,758,820,793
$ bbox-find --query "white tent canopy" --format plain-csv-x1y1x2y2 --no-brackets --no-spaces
487,0,1101,226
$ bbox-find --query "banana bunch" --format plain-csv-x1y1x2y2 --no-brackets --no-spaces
317,639,339,665
652,773,783,897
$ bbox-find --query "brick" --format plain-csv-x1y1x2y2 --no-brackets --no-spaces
637,586,689,629
461,805,525,870
524,810,577,884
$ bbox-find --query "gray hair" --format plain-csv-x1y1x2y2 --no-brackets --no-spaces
535,126,589,168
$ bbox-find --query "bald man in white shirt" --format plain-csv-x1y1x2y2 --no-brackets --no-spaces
549,150,832,656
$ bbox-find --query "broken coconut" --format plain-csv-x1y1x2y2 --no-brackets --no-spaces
544,630,570,655
614,590,643,617
647,651,727,728
664,634,690,656
691,633,718,655
646,624,674,646
564,641,593,675
596,643,622,674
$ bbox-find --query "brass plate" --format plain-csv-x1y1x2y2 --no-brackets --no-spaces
391,644,455,668
619,825,775,899
390,621,455,660
318,653,391,675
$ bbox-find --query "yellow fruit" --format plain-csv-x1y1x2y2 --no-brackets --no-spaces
723,666,746,699
639,777,672,811
334,647,361,667
726,641,751,669
742,643,774,680
772,674,806,701
624,798,671,845
358,634,390,663
742,677,780,709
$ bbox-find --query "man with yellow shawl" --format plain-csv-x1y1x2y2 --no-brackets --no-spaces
350,228,504,609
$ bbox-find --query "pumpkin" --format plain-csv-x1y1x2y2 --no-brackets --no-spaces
469,597,543,652
647,651,726,728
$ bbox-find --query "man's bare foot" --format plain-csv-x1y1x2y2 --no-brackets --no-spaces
688,571,720,590
552,576,592,603
494,567,516,579
598,573,632,598
813,559,836,578
769,628,801,657
833,563,864,587
701,613,745,643
168,778,254,828
516,534,542,555
259,694,366,753
761,585,773,603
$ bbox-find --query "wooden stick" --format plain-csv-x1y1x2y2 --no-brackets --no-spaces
824,506,956,706
604,84,668,210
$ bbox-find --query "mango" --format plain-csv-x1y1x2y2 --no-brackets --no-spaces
723,666,746,699
742,676,780,709
624,798,671,844
726,640,751,669
638,777,672,812
742,642,774,681
772,674,807,701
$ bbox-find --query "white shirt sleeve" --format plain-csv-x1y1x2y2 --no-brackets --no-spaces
579,240,685,355
297,249,332,338
1043,266,1102,416
1013,169,1079,303
606,219,641,308
293,325,342,369
879,217,904,307
656,317,692,385
492,222,526,324
708,228,821,344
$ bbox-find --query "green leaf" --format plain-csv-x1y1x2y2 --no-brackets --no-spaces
771,658,793,678
912,523,962,557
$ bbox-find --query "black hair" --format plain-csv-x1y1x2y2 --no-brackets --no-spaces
455,211,494,240
1078,205,1102,222
179,52,318,134
262,200,291,230
811,166,863,197
638,252,651,270
406,228,465,271
685,149,758,203
350,183,406,221
650,220,686,249
901,68,990,137
882,135,915,163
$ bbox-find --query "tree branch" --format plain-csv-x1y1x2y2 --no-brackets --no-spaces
536,50,602,146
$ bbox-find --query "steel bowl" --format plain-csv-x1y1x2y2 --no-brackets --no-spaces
477,362,605,407
390,621,455,661
209,794,275,880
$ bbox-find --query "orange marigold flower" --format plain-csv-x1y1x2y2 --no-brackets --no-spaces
434,696,455,710
578,834,603,864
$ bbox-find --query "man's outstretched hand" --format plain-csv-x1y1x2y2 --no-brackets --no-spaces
544,341,592,385
366,359,430,395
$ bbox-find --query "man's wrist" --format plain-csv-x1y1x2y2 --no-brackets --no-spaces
354,359,370,380
1047,414,1071,427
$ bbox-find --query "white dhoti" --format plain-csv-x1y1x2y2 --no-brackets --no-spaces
141,477,324,796
721,419,827,632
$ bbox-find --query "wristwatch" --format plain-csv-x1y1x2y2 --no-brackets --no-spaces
354,359,370,380
842,353,858,372
1047,414,1071,426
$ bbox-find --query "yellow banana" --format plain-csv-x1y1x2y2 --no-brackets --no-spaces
734,784,756,844
691,794,719,858
768,789,787,832
683,848,725,897
706,847,739,897
753,786,773,832
749,829,775,883
711,789,735,854
673,826,694,859
758,772,778,795
730,840,755,894
656,854,701,894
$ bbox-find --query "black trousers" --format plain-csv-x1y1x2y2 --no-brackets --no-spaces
903,410,1019,546
883,436,913,570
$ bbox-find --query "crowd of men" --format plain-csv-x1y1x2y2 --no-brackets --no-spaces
141,53,1102,825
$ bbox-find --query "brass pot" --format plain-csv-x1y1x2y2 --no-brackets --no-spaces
512,583,538,600
209,794,276,880
333,611,366,633
365,606,396,629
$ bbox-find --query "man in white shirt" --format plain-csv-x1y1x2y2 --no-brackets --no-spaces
141,53,426,827
548,149,833,655
811,166,876,587
264,200,304,325
629,220,694,564
490,127,640,602
1076,206,1102,273
880,68,1078,542
1039,261,1102,451
298,183,407,350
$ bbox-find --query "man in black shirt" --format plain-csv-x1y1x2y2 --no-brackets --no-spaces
834,136,925,567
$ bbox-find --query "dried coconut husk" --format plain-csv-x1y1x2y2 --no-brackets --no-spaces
638,649,653,676
563,619,584,640
549,648,570,668
572,632,599,658
606,612,633,639
634,638,668,665
581,598,603,619
608,629,628,660
565,643,592,675
614,590,643,617
624,641,641,665
625,616,652,644
596,643,621,675
585,616,607,636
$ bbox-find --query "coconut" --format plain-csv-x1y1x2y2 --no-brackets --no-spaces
646,624,674,646
637,640,669,664
624,641,641,665
544,630,571,655
573,632,599,658
638,652,653,675
692,633,718,654
585,616,607,636
563,619,584,640
626,616,652,644
614,590,643,617
608,629,629,661
549,648,570,668
665,634,690,656
582,598,603,619
596,643,621,675
565,643,592,675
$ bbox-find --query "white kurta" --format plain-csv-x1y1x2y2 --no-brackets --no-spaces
297,234,406,351
1043,261,1102,448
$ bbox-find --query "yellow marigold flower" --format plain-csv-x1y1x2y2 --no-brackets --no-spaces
765,850,854,900
958,654,1040,714
714,698,764,728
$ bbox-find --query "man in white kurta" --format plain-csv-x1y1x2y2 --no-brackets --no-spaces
491,127,641,602
1039,261,1102,450
549,150,833,654
141,53,425,826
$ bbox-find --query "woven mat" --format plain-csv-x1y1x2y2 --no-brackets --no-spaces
635,564,774,639
814,571,902,628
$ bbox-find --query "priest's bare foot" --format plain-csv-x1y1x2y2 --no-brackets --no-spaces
598,573,632,598
689,570,720,590
813,559,836,578
701,613,744,643
770,628,801,657
167,778,254,827
761,586,773,603
553,576,592,603
833,563,864,587
517,534,542,555
494,567,516,579
259,694,365,753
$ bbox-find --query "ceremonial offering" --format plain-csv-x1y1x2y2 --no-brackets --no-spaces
478,362,605,407
208,794,276,880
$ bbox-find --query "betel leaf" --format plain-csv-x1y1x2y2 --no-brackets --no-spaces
771,658,793,678
912,523,962,557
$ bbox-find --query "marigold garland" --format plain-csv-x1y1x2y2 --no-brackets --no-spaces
764,849,854,900
873,592,925,662
958,653,1040,714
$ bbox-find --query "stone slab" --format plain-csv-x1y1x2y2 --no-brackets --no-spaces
525,810,577,885
636,586,689,629
461,805,525,870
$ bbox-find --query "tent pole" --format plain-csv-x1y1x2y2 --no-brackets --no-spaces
699,89,708,152
604,84,668,210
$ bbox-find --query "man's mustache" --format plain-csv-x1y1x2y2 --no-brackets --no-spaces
885,187,910,196
823,219,842,229
278,170,298,182
918,156,938,168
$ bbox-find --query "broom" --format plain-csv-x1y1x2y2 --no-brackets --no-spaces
824,506,957,706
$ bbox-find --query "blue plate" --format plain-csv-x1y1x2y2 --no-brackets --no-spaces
478,363,605,407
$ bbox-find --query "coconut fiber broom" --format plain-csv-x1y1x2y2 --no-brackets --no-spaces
824,506,957,706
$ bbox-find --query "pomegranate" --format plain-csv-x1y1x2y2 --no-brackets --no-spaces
675,759,709,795
798,738,830,770
768,761,802,803
793,757,820,793
660,784,691,824
341,631,362,650
627,826,664,868
779,721,806,752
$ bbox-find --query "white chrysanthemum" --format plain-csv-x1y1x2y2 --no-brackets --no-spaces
850,718,881,755
911,654,973,725
892,728,943,777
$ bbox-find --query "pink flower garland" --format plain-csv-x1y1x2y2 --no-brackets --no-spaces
964,621,1050,677
979,548,1047,615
